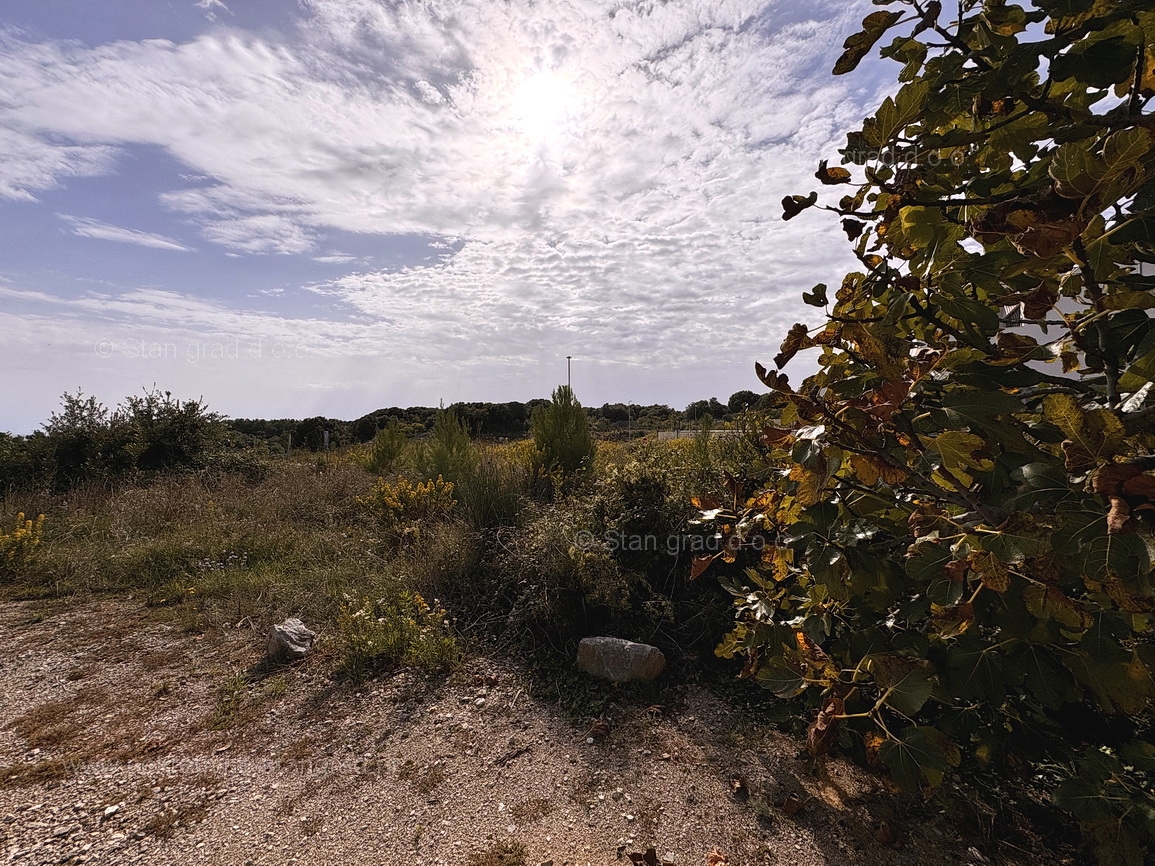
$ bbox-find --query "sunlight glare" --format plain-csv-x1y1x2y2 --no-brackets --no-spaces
510,71,572,143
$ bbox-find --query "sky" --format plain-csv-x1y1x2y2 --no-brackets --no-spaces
0,0,891,433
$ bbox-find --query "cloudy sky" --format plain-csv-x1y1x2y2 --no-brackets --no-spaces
0,0,889,432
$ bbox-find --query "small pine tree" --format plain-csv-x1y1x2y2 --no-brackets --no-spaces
365,419,409,476
531,385,596,481
417,409,475,483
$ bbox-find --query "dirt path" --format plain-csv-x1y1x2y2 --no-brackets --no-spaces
0,597,1004,865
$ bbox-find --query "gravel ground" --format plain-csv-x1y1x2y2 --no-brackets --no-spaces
0,597,1021,866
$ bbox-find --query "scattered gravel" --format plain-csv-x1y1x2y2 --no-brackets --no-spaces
0,598,1022,865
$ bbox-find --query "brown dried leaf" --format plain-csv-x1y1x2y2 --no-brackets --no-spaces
1092,463,1143,496
755,361,792,393
706,848,731,866
875,819,902,847
690,554,719,581
729,776,748,800
816,159,852,185
1107,496,1134,535
806,694,844,756
581,719,611,741
761,426,793,448
1122,474,1155,499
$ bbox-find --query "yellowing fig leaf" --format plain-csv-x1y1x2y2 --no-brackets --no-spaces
970,552,1011,593
782,192,818,221
816,159,852,185
834,11,903,76
774,323,813,369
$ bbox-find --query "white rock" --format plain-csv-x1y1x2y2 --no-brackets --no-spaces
576,637,666,683
266,618,316,662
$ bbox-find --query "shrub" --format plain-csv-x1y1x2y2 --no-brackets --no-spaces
335,592,456,679
531,385,595,486
357,476,456,528
0,512,45,579
24,389,225,490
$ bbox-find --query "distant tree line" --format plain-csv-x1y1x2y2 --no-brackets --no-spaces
228,389,774,452
0,388,779,491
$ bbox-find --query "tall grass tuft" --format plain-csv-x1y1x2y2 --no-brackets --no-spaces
455,447,531,529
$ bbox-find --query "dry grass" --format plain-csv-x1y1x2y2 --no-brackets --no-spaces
466,841,528,866
510,797,554,823
141,799,211,839
398,759,447,794
9,687,108,752
0,757,72,789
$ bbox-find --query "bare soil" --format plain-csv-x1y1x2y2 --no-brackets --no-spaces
0,597,1038,865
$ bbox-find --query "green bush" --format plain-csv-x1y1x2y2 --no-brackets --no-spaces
492,450,727,654
703,3,1155,863
531,385,595,487
12,389,225,491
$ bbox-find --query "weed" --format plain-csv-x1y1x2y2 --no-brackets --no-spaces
398,760,446,794
510,797,554,823
335,592,457,681
262,675,289,699
0,512,45,579
456,448,531,529
207,670,254,731
141,799,210,839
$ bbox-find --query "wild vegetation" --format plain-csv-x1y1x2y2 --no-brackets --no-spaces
0,386,757,694
696,1,1155,863
3,2,1154,862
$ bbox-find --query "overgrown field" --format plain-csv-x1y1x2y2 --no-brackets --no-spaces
0,405,763,689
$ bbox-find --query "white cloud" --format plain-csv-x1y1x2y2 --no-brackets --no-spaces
59,215,195,251
0,0,890,418
195,0,231,22
0,126,116,202
200,214,317,254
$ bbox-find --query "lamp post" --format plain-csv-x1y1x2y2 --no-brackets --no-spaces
566,355,572,389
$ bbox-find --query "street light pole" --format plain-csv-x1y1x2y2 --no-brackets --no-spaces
566,355,572,389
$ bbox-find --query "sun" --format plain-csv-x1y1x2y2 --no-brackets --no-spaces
509,71,573,144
